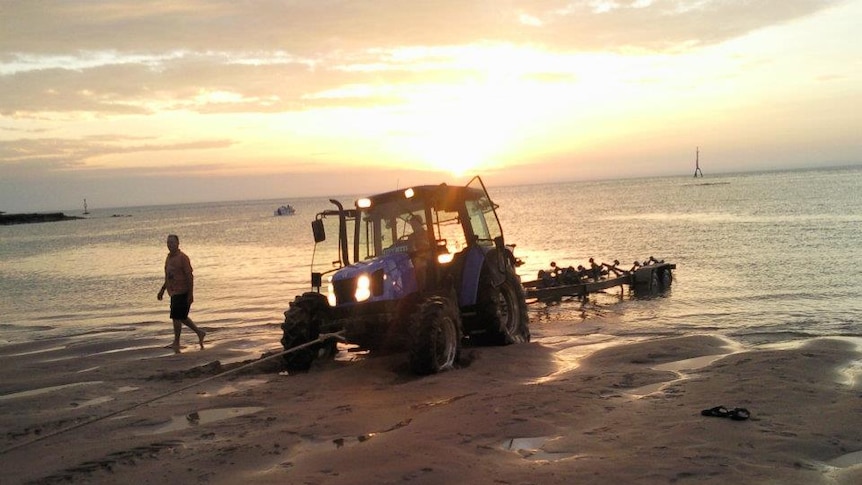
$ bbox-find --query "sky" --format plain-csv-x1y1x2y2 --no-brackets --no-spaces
1,0,860,212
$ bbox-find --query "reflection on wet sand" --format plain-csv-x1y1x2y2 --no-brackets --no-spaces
529,333,635,384
137,407,265,435
0,381,103,402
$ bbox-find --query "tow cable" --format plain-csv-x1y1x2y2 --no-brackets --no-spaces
0,331,344,455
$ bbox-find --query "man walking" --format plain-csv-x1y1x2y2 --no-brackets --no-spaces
157,234,205,351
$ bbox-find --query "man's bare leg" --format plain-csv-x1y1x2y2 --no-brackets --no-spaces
170,319,183,352
182,318,206,349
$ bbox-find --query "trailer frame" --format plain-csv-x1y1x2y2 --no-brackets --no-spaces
522,259,676,303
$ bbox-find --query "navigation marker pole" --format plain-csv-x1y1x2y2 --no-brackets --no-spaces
693,147,703,178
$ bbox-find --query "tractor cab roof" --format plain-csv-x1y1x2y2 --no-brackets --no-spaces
356,183,489,213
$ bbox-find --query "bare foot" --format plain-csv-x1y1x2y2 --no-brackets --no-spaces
198,330,206,350
165,343,181,354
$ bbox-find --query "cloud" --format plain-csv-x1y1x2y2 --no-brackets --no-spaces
1,1,842,55
1,1,846,118
1,1,845,118
0,135,234,175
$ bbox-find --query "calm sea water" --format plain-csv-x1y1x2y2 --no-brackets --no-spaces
1,166,860,349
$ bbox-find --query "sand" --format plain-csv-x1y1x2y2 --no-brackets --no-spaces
1,317,861,485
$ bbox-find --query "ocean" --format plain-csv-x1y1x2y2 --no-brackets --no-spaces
1,166,860,352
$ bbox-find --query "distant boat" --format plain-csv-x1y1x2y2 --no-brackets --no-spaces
274,204,296,216
83,198,90,215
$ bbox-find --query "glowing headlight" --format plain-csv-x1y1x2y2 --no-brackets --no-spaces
437,253,454,264
355,274,371,302
327,277,336,306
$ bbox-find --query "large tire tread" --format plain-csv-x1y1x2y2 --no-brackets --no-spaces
408,296,462,375
281,292,329,372
473,265,530,346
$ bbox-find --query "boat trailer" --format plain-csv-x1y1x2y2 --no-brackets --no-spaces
521,257,676,303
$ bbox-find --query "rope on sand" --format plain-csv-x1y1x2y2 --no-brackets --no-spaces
0,331,344,455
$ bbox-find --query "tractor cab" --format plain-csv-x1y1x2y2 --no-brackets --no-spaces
309,176,503,305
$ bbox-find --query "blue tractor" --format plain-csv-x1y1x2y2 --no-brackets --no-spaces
281,176,530,374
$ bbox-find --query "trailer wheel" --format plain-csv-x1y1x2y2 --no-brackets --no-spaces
474,265,530,346
408,296,461,375
281,292,330,372
658,267,673,290
649,269,661,295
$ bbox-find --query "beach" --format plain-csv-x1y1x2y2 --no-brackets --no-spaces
2,315,860,485
2,168,861,484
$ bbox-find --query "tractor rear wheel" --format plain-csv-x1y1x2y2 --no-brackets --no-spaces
281,292,330,372
474,266,530,345
408,296,462,375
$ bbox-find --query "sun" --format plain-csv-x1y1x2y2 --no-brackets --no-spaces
295,43,622,178
400,105,511,177
390,81,529,177
381,44,592,177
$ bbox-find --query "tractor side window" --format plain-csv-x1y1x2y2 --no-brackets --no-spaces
359,215,379,260
434,209,467,254
466,198,500,246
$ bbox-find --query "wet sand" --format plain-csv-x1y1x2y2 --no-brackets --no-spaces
1,318,861,484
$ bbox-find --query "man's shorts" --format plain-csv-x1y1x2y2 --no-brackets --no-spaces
170,293,191,320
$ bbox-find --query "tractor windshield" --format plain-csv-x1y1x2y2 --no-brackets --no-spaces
355,179,503,261
357,198,428,260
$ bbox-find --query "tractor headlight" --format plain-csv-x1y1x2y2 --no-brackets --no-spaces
355,274,371,302
327,278,336,306
437,253,454,264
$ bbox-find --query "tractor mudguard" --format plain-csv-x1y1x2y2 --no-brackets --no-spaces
458,245,485,307
483,249,507,286
458,245,507,307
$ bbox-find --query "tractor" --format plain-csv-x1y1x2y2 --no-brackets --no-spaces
281,175,530,375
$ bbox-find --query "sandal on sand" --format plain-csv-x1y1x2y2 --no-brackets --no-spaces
729,408,750,421
701,406,730,417
701,406,751,420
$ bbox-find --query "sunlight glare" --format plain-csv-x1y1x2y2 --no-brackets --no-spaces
385,44,561,176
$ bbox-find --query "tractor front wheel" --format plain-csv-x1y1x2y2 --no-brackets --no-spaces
281,292,330,372
408,296,462,375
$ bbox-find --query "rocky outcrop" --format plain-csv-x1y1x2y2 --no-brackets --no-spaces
0,212,83,225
